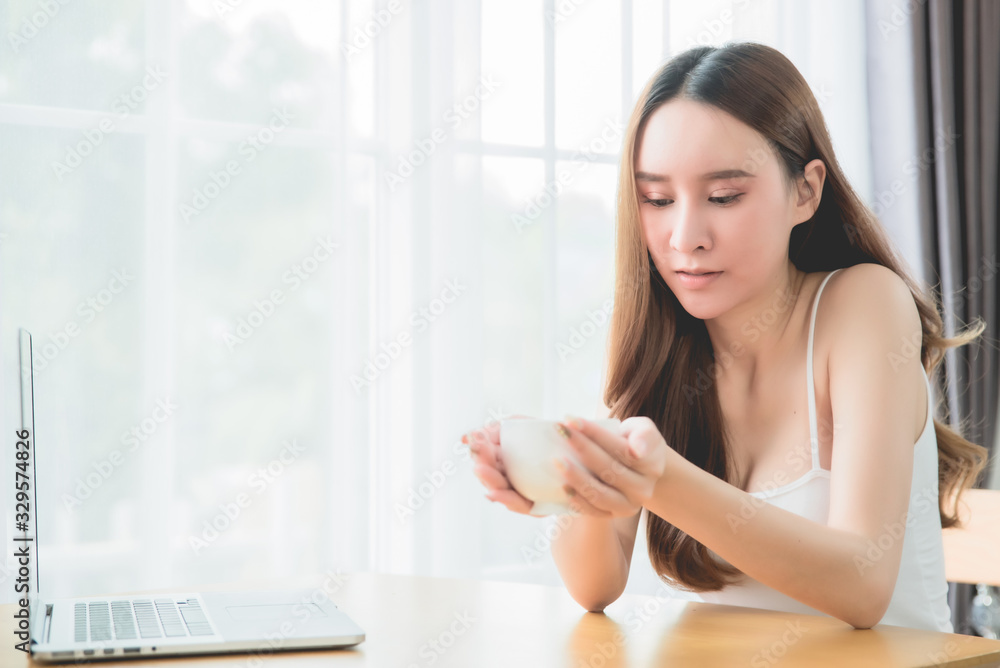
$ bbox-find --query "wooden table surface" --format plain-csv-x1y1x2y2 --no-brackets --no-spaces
5,571,1000,667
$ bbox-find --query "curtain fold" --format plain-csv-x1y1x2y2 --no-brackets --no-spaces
868,0,1000,635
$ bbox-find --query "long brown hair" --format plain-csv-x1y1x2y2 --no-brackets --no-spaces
603,42,988,591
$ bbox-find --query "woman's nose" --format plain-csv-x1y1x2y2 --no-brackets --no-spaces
668,202,712,254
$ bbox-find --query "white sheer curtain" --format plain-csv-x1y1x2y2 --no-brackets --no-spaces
1,0,872,602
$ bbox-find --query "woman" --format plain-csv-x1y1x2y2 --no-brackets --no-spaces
466,42,986,632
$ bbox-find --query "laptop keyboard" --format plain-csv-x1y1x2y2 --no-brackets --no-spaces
74,598,216,643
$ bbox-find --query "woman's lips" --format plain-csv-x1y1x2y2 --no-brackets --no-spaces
675,271,722,288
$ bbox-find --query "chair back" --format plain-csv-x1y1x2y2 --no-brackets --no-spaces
942,488,1000,586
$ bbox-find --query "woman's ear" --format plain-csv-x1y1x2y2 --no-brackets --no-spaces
794,158,826,224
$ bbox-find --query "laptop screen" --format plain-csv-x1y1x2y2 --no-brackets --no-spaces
17,329,40,642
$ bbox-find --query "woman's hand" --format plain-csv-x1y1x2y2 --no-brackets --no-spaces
463,415,535,515
553,416,673,518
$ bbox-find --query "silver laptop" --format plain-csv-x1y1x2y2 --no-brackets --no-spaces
17,329,365,662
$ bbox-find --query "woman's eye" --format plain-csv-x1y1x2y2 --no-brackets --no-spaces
710,194,742,206
641,194,742,208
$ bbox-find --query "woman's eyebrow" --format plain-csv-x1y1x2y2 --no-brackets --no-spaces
634,169,756,182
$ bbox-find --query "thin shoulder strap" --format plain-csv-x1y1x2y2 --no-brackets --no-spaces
807,269,842,469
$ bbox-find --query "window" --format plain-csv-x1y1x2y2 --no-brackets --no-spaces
0,0,870,600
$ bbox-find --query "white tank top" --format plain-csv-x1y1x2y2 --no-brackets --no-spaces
694,268,953,632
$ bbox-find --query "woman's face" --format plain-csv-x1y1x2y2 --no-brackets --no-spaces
635,98,808,320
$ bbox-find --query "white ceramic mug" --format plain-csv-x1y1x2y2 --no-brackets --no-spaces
499,418,622,516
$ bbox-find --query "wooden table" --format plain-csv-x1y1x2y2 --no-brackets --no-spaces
4,572,1000,667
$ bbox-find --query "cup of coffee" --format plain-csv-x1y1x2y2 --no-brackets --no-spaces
499,418,622,516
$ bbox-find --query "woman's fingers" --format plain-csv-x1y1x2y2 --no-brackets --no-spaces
469,431,501,469
618,416,660,463
473,463,511,491
472,447,535,515
465,416,540,516
565,418,635,465
485,488,534,514
556,454,635,516
564,487,613,518
558,420,645,493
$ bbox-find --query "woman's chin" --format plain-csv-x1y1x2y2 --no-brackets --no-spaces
676,299,722,321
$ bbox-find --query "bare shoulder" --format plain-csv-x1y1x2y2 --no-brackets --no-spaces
821,263,921,342
828,262,911,294
819,262,927,439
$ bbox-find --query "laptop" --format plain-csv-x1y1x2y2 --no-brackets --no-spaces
17,329,366,662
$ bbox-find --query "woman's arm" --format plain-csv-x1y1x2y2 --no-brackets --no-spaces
557,264,927,628
550,511,641,612
550,394,643,612
647,459,900,629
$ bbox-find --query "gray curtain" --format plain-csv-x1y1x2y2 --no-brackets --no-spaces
866,0,1000,635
